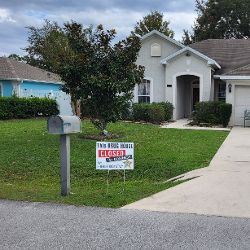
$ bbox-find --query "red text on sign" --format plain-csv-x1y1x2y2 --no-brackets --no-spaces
98,150,126,158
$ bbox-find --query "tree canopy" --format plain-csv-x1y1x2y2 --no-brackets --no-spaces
133,11,174,38
183,0,250,44
24,21,144,135
24,20,71,72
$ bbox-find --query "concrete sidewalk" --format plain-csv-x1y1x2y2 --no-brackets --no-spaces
161,118,231,131
123,127,250,218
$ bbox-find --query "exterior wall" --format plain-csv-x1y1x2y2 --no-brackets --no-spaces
226,80,250,126
20,80,72,115
0,80,14,96
21,81,62,92
0,80,62,97
165,53,212,119
135,34,182,103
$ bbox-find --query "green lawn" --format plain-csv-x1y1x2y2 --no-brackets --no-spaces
0,119,228,208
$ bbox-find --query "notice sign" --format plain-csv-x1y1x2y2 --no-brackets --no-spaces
96,142,134,170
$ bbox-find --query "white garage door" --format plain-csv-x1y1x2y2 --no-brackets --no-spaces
235,85,250,126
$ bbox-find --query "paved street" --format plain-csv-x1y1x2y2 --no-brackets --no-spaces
123,127,250,218
0,199,250,250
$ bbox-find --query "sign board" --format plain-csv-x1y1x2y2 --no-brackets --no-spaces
96,142,134,170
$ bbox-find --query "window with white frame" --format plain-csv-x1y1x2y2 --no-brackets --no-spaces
138,79,151,103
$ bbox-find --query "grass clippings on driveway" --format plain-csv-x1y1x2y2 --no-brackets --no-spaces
0,119,228,207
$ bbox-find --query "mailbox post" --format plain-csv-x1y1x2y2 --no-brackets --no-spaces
60,134,70,195
48,115,81,196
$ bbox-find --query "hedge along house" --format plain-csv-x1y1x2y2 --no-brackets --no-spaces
135,30,250,126
0,57,72,115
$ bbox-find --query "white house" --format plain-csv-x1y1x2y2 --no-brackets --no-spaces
134,30,250,126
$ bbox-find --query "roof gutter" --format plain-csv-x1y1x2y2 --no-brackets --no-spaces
214,75,250,80
0,78,64,85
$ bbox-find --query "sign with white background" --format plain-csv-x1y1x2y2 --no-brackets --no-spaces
96,142,134,170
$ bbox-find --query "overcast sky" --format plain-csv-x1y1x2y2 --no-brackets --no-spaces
0,0,197,56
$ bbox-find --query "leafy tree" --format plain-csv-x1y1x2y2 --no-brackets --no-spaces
24,21,144,135
188,0,250,42
8,54,24,62
182,30,193,45
24,20,70,72
60,23,144,135
133,11,174,38
8,54,32,65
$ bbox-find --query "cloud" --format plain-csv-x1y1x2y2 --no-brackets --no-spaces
0,8,15,23
167,12,197,39
0,0,197,56
0,0,196,12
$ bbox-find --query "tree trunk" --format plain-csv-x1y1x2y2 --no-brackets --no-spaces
91,119,108,136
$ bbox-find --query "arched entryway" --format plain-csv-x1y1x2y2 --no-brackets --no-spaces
175,75,200,119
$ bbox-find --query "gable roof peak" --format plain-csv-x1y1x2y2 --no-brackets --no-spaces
161,46,221,69
141,30,185,48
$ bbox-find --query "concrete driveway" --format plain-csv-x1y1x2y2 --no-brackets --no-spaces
123,127,250,218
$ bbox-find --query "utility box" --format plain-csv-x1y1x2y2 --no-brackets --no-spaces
48,115,81,135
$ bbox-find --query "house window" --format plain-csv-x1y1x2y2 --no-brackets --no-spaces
138,79,151,103
151,43,161,57
218,83,226,102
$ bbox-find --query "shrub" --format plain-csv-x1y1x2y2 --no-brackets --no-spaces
132,103,151,122
120,101,133,120
148,104,165,123
132,102,173,124
192,101,232,127
218,103,232,127
0,97,59,120
158,102,174,121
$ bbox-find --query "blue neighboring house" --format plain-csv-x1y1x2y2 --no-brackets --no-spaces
0,57,72,115
0,57,63,97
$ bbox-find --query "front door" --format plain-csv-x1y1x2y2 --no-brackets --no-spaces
192,87,199,110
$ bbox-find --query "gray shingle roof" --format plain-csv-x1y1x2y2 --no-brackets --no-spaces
0,57,62,83
226,63,250,76
190,39,250,75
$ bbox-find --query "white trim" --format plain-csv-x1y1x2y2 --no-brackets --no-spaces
0,82,3,97
214,75,250,80
141,30,185,49
0,78,64,85
11,81,21,96
172,72,203,120
161,47,221,69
